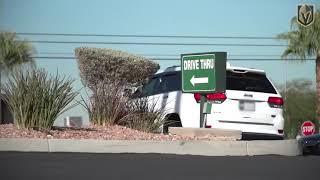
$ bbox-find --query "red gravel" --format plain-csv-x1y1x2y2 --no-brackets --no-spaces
0,124,236,141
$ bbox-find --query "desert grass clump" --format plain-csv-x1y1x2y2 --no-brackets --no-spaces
80,82,129,126
1,68,78,130
120,98,166,133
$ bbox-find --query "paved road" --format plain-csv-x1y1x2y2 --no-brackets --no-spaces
0,152,318,180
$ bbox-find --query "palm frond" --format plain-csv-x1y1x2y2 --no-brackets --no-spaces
277,10,320,60
0,32,35,72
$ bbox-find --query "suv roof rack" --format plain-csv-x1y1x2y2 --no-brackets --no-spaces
164,65,180,72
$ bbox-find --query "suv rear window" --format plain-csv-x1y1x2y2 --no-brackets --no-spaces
226,71,277,94
137,70,277,97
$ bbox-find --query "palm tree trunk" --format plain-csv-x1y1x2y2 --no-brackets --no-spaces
0,71,2,124
316,54,320,133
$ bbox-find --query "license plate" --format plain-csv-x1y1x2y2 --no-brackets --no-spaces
239,101,255,111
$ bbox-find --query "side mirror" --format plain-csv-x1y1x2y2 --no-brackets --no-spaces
123,88,133,97
137,86,143,93
130,86,143,99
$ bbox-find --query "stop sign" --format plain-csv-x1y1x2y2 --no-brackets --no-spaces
301,121,315,136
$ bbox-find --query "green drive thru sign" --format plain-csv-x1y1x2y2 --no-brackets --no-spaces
181,52,227,93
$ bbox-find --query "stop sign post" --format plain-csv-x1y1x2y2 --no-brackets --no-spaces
301,121,315,136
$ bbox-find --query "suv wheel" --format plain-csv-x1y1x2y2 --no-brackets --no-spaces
163,114,182,134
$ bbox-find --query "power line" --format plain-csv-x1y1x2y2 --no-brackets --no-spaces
17,32,277,40
32,56,314,61
139,54,284,57
38,52,284,57
33,56,75,59
27,40,286,47
38,52,74,55
227,55,283,57
226,58,313,61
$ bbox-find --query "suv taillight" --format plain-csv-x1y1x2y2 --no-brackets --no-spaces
194,93,201,103
268,97,284,108
207,93,227,104
194,93,227,104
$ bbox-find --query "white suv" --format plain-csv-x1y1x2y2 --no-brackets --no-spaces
137,64,285,139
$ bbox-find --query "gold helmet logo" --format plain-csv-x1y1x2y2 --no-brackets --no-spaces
297,4,314,27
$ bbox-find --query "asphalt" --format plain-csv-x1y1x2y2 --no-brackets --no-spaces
0,152,318,180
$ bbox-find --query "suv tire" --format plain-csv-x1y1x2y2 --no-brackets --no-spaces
163,114,182,134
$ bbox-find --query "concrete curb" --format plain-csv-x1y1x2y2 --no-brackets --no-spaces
247,140,301,156
0,138,302,156
0,138,49,152
168,127,242,139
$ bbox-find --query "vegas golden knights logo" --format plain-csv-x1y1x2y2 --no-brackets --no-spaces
297,4,314,27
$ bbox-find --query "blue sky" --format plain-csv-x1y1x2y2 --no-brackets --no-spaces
0,0,318,124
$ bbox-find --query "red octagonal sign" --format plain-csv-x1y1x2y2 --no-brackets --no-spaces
301,121,315,136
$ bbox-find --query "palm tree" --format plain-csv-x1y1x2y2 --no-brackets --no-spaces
278,9,320,132
0,32,35,123
0,32,34,71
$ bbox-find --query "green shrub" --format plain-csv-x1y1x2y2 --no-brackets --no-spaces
280,79,317,138
1,68,78,130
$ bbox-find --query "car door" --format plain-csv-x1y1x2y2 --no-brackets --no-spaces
140,72,182,114
155,72,181,114
139,75,163,111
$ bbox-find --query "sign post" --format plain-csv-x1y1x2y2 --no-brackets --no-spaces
199,95,206,127
181,52,226,128
301,121,315,136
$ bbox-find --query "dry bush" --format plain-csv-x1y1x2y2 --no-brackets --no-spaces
75,47,160,88
75,47,160,127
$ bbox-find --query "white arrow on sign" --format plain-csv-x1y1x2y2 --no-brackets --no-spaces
190,75,208,87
